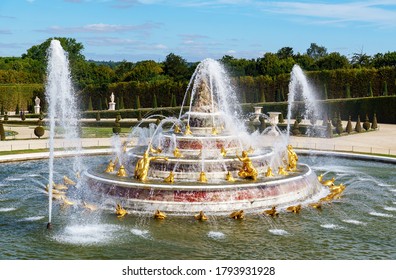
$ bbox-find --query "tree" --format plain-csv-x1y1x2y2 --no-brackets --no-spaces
350,52,371,68
163,53,189,81
306,43,327,60
122,60,163,82
315,52,349,70
276,47,294,59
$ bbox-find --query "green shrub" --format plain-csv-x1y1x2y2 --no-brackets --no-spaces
34,126,45,138
96,112,101,121
355,115,362,132
326,121,333,138
371,113,378,129
345,116,352,133
292,120,300,135
0,122,5,141
363,114,370,131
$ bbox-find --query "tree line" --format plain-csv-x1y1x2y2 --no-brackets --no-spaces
0,38,395,112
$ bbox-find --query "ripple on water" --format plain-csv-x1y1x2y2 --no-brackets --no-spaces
207,231,225,240
268,229,289,236
342,219,367,226
18,216,45,222
320,224,344,230
383,207,396,212
54,224,122,245
130,228,150,239
369,212,393,218
0,207,17,212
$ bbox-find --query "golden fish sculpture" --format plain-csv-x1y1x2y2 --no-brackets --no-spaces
63,176,76,186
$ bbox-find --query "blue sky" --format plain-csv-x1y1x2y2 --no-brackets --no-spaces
1,0,396,62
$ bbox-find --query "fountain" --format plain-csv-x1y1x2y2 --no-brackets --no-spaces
83,59,329,216
45,39,82,228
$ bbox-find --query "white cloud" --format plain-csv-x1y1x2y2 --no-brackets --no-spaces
259,1,396,27
37,22,160,34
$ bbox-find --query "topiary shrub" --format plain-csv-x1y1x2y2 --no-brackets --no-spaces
363,114,370,131
96,112,101,121
34,126,45,138
21,111,26,121
355,115,362,132
326,121,333,138
112,121,121,134
371,113,378,130
345,116,352,134
4,112,8,121
278,112,284,124
0,123,5,141
292,120,300,135
336,118,343,135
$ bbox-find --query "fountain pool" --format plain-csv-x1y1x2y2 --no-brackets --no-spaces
0,154,395,259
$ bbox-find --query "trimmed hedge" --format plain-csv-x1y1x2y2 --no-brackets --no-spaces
257,96,396,124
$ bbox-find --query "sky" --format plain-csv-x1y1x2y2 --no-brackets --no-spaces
1,0,396,62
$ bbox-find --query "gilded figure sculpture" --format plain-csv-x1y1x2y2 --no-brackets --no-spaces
278,166,289,175
229,210,244,219
115,203,127,218
184,124,192,135
134,151,168,182
164,171,175,183
117,165,127,177
286,144,298,171
236,151,258,180
265,167,274,177
225,171,235,182
194,211,208,221
154,210,167,220
198,171,208,183
104,160,115,173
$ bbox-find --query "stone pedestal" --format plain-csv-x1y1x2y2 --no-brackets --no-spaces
268,112,281,125
34,105,40,114
108,102,116,111
254,106,262,121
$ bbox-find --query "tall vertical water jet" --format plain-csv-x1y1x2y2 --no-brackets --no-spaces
45,39,81,228
287,65,320,139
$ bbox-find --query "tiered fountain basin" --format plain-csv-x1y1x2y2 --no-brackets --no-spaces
84,163,326,215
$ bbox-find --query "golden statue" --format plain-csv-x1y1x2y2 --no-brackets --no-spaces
82,201,97,211
317,174,324,183
220,146,227,157
63,175,76,186
236,151,258,180
104,160,115,173
184,124,192,135
198,171,208,183
278,166,289,175
322,177,335,187
225,171,235,182
53,183,68,191
330,183,346,193
52,193,66,200
230,210,244,220
286,204,302,213
173,147,183,158
286,145,298,171
149,145,162,154
265,167,274,177
45,184,65,196
309,202,322,209
211,127,218,135
117,165,127,177
134,151,168,182
164,171,175,183
174,125,181,134
154,209,167,220
115,203,127,218
263,206,279,217
194,211,208,221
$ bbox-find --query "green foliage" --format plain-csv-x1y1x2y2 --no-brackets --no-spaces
355,115,362,132
292,120,300,135
371,113,378,129
136,95,141,109
119,94,125,109
87,96,93,111
306,43,328,60
96,112,101,121
34,126,45,138
383,81,388,96
368,82,374,97
346,116,352,133
163,53,190,81
153,94,158,108
0,123,5,141
278,112,284,123
336,118,343,135
345,83,351,98
363,114,370,130
1,104,3,115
